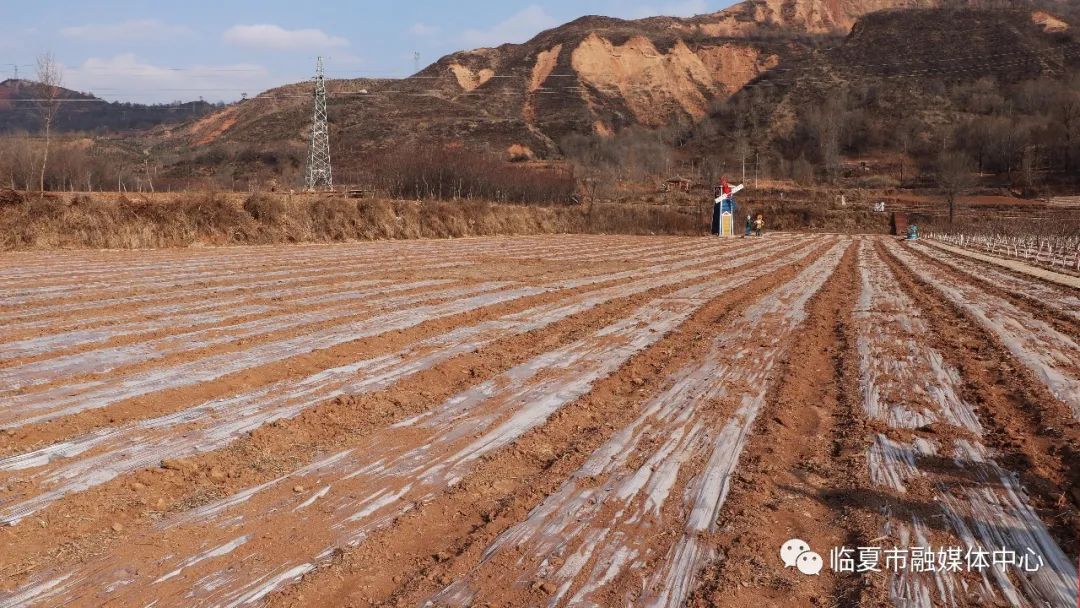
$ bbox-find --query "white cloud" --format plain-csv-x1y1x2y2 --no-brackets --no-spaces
60,19,192,42
63,54,274,104
626,0,711,19
460,5,559,48
409,22,440,37
223,24,349,51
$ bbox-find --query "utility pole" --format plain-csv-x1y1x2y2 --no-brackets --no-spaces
305,56,333,191
4,64,32,92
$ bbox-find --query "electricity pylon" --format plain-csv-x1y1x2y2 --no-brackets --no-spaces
305,56,333,191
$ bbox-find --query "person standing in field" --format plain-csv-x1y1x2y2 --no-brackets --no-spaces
710,192,722,236
754,214,765,237
744,213,753,238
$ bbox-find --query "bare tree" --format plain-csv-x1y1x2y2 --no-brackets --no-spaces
1019,145,1039,196
936,151,977,225
1053,87,1080,173
143,149,156,193
35,52,64,193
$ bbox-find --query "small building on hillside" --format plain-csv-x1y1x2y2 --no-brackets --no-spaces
661,177,692,193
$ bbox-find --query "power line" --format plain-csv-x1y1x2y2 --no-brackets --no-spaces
66,67,266,73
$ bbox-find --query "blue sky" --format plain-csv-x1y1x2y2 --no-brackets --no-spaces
0,1,733,104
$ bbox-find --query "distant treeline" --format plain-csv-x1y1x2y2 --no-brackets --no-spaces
0,135,579,206
0,97,221,134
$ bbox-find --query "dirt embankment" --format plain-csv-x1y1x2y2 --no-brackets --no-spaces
0,192,705,251
1,188,899,251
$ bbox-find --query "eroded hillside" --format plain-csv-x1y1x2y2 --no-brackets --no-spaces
171,0,953,163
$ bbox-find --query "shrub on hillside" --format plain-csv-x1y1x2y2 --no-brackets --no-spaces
0,188,24,207
173,193,245,232
24,195,67,218
368,148,575,205
306,198,359,241
243,193,288,225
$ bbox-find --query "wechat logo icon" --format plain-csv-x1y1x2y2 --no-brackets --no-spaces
781,539,824,576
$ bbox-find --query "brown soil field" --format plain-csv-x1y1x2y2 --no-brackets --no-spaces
0,234,1077,607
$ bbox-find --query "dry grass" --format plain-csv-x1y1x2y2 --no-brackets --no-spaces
363,148,576,205
0,191,703,250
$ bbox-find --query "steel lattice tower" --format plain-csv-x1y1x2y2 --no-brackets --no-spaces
305,56,333,191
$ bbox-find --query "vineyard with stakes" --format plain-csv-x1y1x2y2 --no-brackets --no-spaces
0,234,1077,608
929,231,1080,273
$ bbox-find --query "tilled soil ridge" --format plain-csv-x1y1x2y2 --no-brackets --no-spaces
1,234,1076,608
